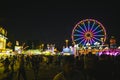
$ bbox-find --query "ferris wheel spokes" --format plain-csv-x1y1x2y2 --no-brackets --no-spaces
88,20,90,31
83,39,88,46
89,39,93,45
93,37,101,42
74,29,84,34
92,25,100,32
74,34,81,36
93,29,103,34
91,38,96,43
78,25,86,32
72,19,106,46
82,21,88,31
78,38,86,45
74,37,84,42
94,34,105,37
90,21,96,31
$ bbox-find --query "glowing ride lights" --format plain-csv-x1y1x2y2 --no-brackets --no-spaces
0,27,7,51
72,19,106,46
94,42,100,48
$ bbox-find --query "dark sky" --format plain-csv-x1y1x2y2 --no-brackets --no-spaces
0,1,119,47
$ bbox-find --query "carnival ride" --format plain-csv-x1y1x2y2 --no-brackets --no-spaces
71,19,120,56
1,19,120,56
72,19,106,46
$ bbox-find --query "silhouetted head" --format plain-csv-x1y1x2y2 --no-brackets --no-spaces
62,55,75,73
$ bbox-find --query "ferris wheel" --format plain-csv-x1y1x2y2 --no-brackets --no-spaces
71,19,107,46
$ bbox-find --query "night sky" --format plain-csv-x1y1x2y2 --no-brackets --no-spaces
0,1,119,49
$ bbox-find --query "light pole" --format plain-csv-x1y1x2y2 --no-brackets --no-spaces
65,39,69,47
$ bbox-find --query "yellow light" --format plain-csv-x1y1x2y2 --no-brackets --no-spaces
65,39,68,43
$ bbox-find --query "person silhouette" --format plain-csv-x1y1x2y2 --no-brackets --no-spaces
18,55,27,80
53,55,85,80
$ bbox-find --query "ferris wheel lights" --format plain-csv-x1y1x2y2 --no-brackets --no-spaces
77,25,80,27
86,42,90,46
72,19,106,46
94,42,100,46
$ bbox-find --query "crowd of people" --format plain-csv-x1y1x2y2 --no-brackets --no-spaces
0,52,120,80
